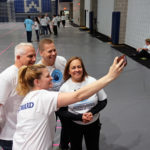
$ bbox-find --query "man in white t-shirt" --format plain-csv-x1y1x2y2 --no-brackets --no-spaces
0,43,36,150
45,13,52,34
38,38,67,91
52,15,58,35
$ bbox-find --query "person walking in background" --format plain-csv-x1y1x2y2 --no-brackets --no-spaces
61,14,66,28
24,16,34,42
57,15,61,28
52,15,58,36
40,15,48,36
45,13,52,34
34,17,40,42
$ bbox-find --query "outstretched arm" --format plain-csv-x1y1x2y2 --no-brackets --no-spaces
57,57,125,108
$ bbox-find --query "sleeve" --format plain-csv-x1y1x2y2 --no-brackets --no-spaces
89,99,107,115
89,89,107,115
0,78,12,105
56,106,82,121
37,91,59,116
147,45,150,50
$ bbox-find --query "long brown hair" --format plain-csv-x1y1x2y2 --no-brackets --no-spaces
63,56,88,81
16,64,46,96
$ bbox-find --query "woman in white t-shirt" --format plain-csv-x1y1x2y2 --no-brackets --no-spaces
34,17,40,42
57,57,107,150
13,58,125,150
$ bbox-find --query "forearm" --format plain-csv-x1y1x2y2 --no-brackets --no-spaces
89,99,107,115
56,107,82,121
58,75,112,108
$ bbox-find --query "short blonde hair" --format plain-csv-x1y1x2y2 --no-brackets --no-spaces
39,39,54,52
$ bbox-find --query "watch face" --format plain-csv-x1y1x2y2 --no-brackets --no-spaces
51,69,63,83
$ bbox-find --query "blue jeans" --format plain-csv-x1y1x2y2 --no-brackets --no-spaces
0,139,12,150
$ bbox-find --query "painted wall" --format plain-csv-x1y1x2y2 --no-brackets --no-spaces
59,2,70,12
84,0,90,28
125,0,150,48
73,0,80,25
14,0,51,13
97,0,114,36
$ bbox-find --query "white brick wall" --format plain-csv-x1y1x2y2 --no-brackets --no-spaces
97,0,114,36
125,0,150,48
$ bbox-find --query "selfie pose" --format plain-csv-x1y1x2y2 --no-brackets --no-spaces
13,57,125,150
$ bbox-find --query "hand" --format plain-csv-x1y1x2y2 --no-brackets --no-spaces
106,57,125,81
137,48,142,52
82,112,93,123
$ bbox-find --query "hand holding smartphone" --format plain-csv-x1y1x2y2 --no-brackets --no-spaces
117,55,127,66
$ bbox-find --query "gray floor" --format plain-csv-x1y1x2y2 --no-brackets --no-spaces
0,22,150,150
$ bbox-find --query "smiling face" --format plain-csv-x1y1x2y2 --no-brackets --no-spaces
18,46,36,66
40,43,57,66
37,68,53,89
69,59,83,82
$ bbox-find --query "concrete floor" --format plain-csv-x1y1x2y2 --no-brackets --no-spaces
0,22,150,150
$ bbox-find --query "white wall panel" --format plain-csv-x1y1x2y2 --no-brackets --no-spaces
125,0,150,48
84,0,91,28
97,0,114,36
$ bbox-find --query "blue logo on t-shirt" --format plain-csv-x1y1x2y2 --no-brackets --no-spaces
51,69,63,83
19,102,34,111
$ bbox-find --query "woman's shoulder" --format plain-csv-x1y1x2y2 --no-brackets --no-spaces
85,76,96,82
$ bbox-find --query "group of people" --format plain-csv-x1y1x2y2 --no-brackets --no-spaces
0,38,126,150
24,14,66,42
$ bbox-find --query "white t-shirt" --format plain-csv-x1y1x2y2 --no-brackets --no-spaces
59,76,107,125
57,16,61,22
45,16,50,25
40,18,47,26
52,17,58,26
143,45,150,53
38,56,67,91
0,65,23,140
13,90,58,150
34,21,39,30
61,16,66,21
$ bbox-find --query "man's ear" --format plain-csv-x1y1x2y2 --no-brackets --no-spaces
16,55,21,60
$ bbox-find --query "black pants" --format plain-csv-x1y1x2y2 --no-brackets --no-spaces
0,139,12,150
47,24,51,34
53,25,57,35
26,31,32,42
59,117,71,149
57,21,60,28
62,20,65,27
35,30,39,41
42,26,48,35
137,50,150,59
70,119,101,150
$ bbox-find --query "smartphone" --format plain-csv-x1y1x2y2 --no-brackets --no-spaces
117,55,127,66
